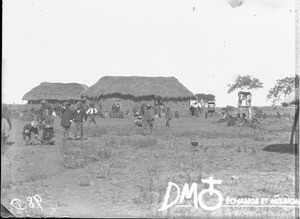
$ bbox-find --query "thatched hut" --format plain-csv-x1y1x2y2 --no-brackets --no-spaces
22,82,88,105
81,76,195,116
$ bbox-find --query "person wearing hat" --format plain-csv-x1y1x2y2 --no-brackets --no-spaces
86,102,98,127
41,124,55,145
165,107,173,128
143,105,154,135
60,102,73,140
72,102,87,140
22,121,40,145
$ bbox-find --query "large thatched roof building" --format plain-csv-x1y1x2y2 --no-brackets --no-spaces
81,76,195,116
23,82,88,104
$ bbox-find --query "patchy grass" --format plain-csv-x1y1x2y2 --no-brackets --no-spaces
1,112,297,218
61,140,111,169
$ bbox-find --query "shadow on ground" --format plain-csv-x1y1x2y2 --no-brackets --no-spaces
263,143,298,154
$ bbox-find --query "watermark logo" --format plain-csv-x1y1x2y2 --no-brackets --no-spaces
159,177,300,212
159,177,223,211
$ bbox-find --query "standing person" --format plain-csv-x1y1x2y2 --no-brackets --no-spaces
39,100,48,124
1,106,12,146
60,102,73,141
143,105,154,135
190,104,195,116
72,102,87,140
165,107,173,128
197,105,202,115
22,121,40,145
86,102,98,127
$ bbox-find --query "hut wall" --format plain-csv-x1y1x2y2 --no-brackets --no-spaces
96,97,154,114
164,99,190,117
94,95,191,117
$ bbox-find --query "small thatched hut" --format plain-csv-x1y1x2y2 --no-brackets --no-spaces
23,82,88,105
81,76,195,116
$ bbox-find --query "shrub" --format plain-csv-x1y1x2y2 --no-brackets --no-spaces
174,111,179,118
97,146,112,159
79,176,91,186
252,106,264,118
130,136,158,149
61,141,110,169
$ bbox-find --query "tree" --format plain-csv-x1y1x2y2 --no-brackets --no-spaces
266,75,298,105
195,93,215,106
227,75,264,94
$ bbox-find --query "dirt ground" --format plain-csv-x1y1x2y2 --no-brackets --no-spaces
1,108,298,218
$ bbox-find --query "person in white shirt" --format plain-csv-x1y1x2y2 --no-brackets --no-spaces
86,102,98,127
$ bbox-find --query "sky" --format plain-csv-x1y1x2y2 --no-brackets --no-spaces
2,0,296,107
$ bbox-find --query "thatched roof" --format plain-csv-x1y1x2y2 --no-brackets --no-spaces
22,82,88,101
81,76,194,99
281,92,299,106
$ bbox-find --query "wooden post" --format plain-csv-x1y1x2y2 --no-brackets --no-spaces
248,107,252,119
290,103,299,147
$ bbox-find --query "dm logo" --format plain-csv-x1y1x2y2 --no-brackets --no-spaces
159,177,223,211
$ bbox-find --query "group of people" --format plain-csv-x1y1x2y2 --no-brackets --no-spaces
5,101,174,145
22,101,99,145
135,105,173,135
190,104,203,116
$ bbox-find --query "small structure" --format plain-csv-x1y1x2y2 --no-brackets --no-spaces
238,90,252,118
238,91,252,108
207,101,216,116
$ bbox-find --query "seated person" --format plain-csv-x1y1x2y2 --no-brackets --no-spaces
134,116,143,127
41,124,54,145
23,121,39,145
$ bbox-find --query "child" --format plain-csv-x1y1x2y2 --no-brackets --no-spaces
41,108,55,145
134,116,143,127
23,121,39,145
86,102,98,127
41,125,54,145
60,102,73,140
43,108,55,128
